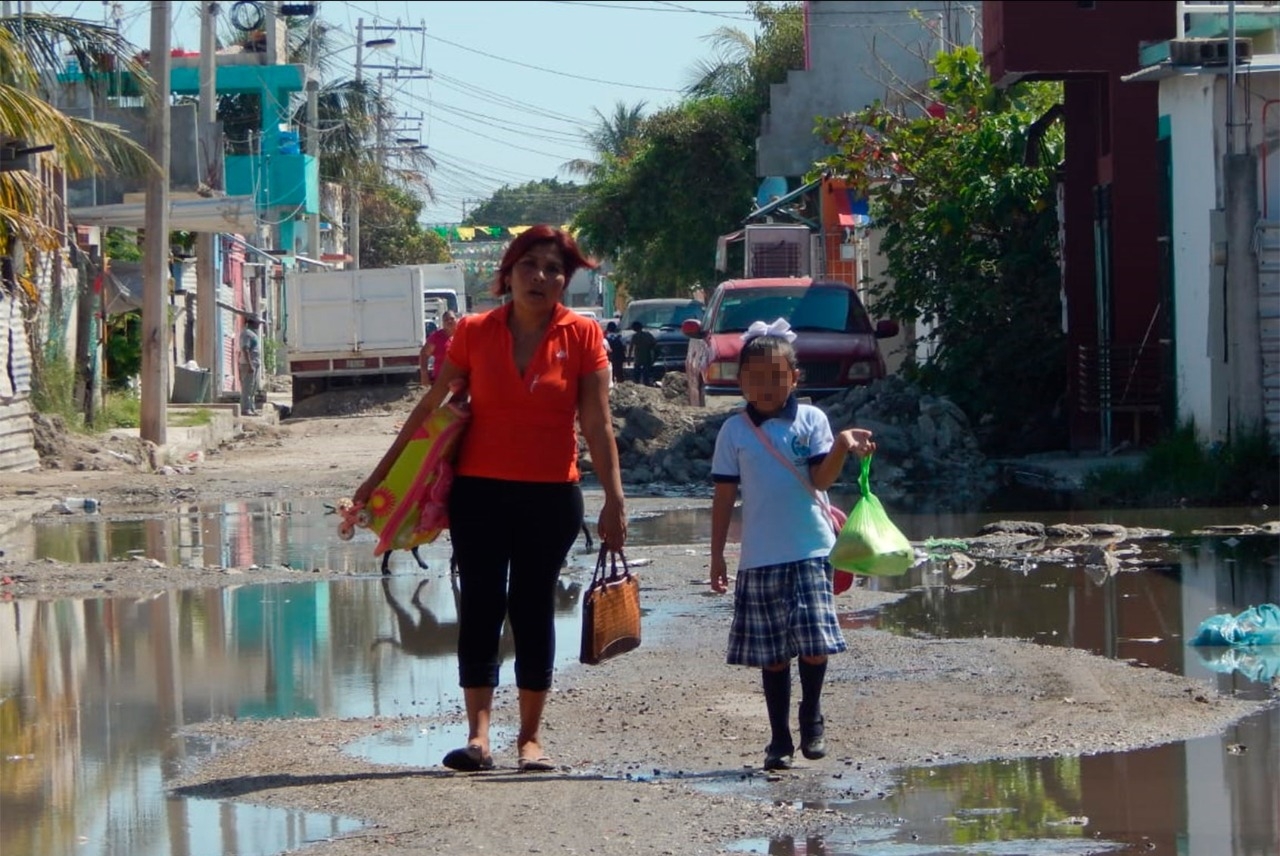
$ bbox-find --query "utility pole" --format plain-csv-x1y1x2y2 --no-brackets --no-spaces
351,17,364,269
195,0,219,392
306,78,320,256
141,1,171,444
352,17,426,269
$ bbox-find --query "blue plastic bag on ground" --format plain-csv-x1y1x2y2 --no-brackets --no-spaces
1188,603,1280,647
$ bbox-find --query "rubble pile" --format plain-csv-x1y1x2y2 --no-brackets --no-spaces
588,374,997,510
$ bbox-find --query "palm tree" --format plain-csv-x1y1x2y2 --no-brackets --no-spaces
0,13,154,256
684,26,756,100
683,5,804,116
560,100,647,181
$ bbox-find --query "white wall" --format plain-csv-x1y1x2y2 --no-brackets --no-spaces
1162,76,1219,435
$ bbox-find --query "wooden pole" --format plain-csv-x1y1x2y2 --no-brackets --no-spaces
195,1,219,394
141,1,171,444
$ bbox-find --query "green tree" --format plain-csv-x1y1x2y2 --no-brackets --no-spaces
572,2,804,297
574,97,756,297
684,1,805,114
358,180,450,269
814,47,1066,450
463,178,585,227
560,101,647,181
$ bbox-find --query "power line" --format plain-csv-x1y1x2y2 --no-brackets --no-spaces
424,31,683,93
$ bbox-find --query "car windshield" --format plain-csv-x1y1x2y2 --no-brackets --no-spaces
711,286,874,335
622,302,703,330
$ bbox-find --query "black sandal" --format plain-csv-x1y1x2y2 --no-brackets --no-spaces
442,744,494,771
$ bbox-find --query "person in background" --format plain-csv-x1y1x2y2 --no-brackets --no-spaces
628,320,657,386
238,316,262,417
421,310,459,387
354,225,627,774
707,320,875,771
604,321,627,384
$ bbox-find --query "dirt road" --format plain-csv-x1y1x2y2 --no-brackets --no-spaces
0,399,1269,855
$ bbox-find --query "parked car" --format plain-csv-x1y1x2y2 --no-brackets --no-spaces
618,298,706,377
681,278,898,406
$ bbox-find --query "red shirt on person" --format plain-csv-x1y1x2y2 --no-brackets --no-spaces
446,302,607,483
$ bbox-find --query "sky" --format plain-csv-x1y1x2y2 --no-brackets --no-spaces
34,1,763,225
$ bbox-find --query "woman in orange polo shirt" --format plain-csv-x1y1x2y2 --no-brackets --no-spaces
354,225,627,773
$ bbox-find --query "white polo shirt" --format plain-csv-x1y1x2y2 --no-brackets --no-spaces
711,397,836,571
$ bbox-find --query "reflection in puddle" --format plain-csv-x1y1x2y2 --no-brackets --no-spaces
0,575,585,856
738,706,1277,855
6,500,1279,856
9,499,458,574
718,516,1277,856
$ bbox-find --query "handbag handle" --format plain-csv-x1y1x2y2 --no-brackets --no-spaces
740,413,838,523
591,544,632,586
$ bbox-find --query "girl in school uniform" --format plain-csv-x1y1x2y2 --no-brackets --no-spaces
708,319,875,771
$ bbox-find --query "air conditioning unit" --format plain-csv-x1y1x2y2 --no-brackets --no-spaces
744,224,811,278
1169,37,1252,67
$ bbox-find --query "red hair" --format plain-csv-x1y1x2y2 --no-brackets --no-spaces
490,225,597,297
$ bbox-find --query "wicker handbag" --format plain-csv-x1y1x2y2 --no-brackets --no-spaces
579,546,641,665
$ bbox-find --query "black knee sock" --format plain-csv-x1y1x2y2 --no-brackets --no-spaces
798,659,827,727
761,667,793,751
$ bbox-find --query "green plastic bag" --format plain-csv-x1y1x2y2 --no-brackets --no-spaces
829,456,914,577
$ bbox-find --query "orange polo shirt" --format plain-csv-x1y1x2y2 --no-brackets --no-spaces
447,303,608,483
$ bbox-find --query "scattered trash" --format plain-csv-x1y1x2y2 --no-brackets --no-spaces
52,497,100,514
1189,604,1280,647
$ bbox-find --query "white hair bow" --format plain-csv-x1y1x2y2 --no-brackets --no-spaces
741,318,797,344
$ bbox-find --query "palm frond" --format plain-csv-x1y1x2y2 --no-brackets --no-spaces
0,170,63,250
0,12,152,103
0,82,154,180
560,157,598,180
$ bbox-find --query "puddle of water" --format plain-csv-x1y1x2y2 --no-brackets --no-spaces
745,705,1278,855
1,735,361,856
708,509,1278,856
0,574,588,856
7,498,1278,856
8,499,460,574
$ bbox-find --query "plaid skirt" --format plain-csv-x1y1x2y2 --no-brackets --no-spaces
727,557,848,667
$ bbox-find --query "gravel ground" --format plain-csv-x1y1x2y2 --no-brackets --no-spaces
0,400,1271,855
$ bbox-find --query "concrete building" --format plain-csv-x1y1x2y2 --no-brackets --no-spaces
1124,6,1280,446
757,1,981,179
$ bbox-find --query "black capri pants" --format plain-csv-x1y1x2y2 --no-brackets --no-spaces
447,475,585,691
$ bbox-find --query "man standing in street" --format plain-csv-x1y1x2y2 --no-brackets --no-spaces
239,315,263,416
628,320,657,386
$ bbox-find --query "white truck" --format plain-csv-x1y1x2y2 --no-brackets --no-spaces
285,265,430,404
420,262,466,332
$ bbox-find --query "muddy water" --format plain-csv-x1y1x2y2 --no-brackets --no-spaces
727,508,1279,856
2,500,1276,856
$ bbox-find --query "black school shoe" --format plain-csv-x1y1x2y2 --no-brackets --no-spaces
799,717,826,760
763,743,794,771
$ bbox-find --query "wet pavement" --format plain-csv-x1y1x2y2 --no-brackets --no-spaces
1,499,1277,856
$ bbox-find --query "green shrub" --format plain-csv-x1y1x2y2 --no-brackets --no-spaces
30,348,84,431
97,391,141,429
168,408,213,428
1084,422,1278,506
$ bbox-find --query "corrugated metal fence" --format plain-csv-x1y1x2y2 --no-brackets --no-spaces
0,291,39,472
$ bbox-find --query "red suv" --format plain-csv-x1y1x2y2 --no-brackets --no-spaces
681,277,898,406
